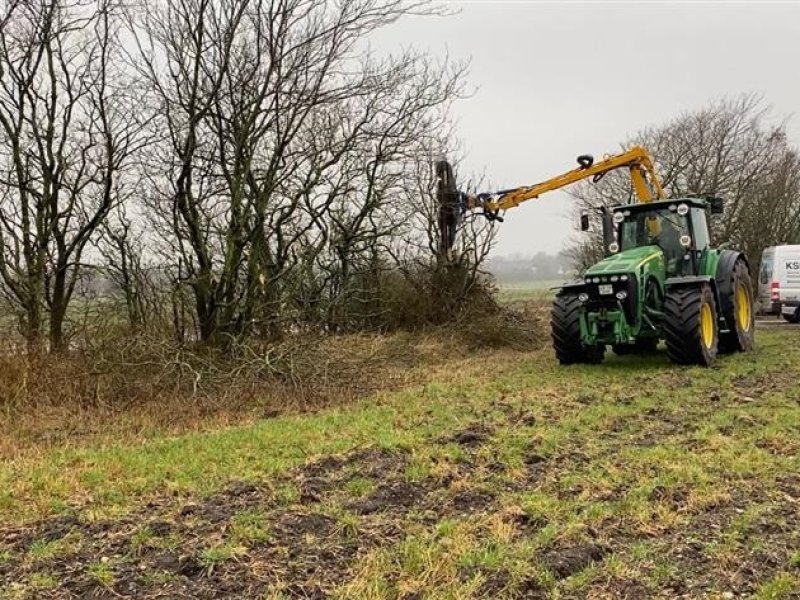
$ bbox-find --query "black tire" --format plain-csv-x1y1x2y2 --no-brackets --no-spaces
782,308,800,324
551,294,605,365
663,283,719,366
612,338,659,356
717,256,755,353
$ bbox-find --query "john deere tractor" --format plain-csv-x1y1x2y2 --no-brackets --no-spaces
436,147,755,366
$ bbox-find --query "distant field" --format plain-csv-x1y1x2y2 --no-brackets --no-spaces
496,280,564,304
2,330,799,598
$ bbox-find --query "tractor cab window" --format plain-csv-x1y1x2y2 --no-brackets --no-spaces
618,207,689,274
691,208,711,250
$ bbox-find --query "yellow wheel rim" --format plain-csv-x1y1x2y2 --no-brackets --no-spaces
736,283,751,332
700,302,714,349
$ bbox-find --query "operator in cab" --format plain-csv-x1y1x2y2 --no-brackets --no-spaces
647,213,684,275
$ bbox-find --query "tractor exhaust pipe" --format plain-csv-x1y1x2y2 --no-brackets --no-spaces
600,206,615,256
582,206,616,257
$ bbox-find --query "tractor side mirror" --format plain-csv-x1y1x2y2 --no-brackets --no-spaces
580,212,590,231
708,196,725,214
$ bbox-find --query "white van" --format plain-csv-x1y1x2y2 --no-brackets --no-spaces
758,245,800,321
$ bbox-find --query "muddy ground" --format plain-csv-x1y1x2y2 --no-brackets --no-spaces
3,414,800,599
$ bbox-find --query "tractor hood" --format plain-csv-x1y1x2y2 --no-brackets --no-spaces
585,245,664,275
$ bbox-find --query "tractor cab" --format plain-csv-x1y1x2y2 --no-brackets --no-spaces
610,199,717,277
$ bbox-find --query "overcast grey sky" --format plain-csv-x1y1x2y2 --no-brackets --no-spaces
374,1,800,256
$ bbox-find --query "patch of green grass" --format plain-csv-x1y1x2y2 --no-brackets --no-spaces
151,530,182,552
458,540,508,571
437,443,469,465
397,536,436,578
139,570,179,586
754,572,799,599
261,592,295,600
496,282,560,304
199,543,245,573
561,561,602,591
27,532,81,561
404,457,433,483
87,560,114,586
649,556,680,586
336,511,360,539
129,526,154,556
274,482,300,506
435,519,457,539
27,572,58,589
344,476,375,496
231,509,270,544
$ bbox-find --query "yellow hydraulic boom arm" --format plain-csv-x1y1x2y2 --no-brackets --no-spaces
471,145,665,215
436,146,665,255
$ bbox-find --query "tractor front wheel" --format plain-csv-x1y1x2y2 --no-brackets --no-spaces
551,294,605,365
663,283,719,366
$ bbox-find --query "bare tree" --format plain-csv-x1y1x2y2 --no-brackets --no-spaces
129,0,464,344
569,94,800,270
0,0,146,350
98,204,164,331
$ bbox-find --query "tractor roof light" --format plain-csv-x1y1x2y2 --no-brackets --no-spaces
677,203,689,216
613,212,625,224
620,274,629,281
608,242,619,253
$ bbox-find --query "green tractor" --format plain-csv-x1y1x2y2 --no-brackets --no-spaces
435,146,755,366
552,197,754,366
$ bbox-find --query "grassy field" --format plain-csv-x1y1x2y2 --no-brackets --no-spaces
496,280,563,305
2,329,800,599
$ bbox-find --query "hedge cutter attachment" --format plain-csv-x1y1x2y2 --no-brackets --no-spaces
434,146,665,256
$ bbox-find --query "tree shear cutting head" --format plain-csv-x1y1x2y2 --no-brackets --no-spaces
435,146,665,256
435,160,461,256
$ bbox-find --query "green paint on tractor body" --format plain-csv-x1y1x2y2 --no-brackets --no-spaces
580,245,666,345
585,245,664,276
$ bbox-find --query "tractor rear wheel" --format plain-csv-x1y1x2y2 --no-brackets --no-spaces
663,283,718,366
718,257,755,353
551,294,605,364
